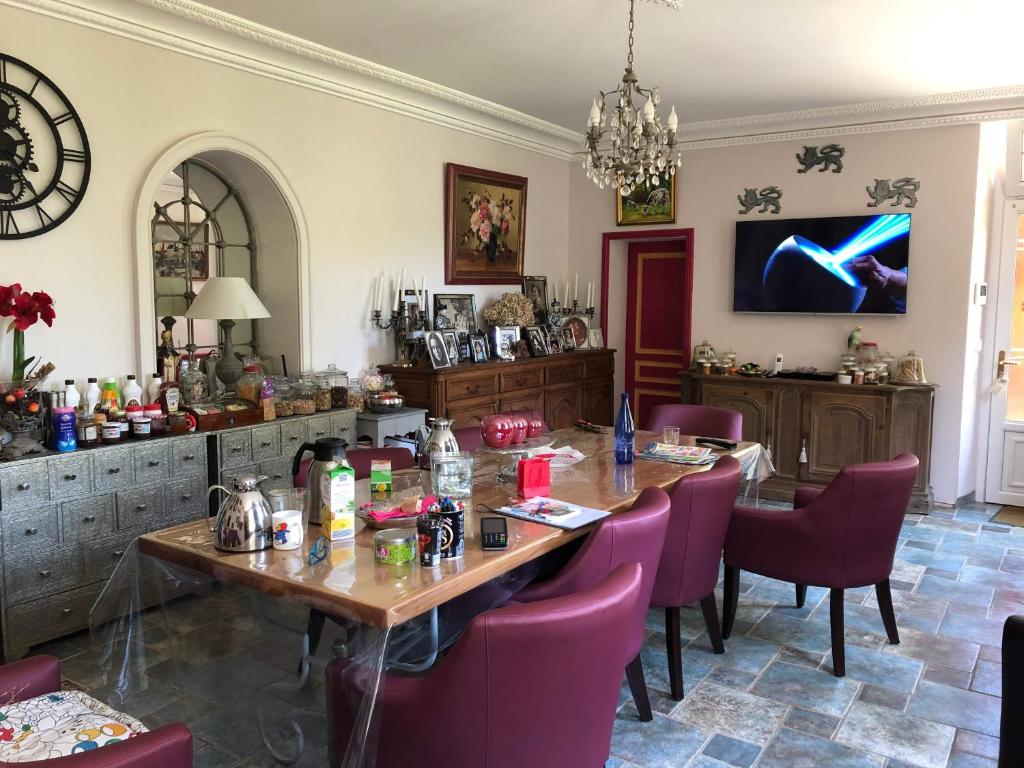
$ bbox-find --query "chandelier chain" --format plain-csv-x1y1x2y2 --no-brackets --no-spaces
626,0,635,71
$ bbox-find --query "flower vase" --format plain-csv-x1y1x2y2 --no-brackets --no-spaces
484,230,499,262
10,329,30,382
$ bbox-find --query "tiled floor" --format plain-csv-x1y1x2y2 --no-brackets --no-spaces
36,500,1014,767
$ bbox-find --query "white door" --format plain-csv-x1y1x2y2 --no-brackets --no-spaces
985,199,1024,504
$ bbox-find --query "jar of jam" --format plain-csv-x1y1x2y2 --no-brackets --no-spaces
131,417,153,439
76,414,100,447
101,420,122,444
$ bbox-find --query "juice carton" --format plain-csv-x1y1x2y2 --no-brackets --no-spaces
321,461,355,541
370,459,392,495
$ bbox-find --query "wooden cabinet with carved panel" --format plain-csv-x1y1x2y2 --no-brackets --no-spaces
681,373,935,509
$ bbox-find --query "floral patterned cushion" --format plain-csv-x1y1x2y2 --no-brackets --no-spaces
0,690,147,762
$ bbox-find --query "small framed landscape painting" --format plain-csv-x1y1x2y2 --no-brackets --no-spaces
615,174,676,226
445,163,527,284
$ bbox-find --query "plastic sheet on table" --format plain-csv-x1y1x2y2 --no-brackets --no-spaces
88,535,544,767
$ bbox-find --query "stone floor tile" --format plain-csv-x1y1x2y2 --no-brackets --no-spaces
926,566,961,580
776,647,826,668
783,707,840,739
701,734,761,768
947,602,993,620
820,643,922,693
954,729,1001,760
890,560,927,584
748,613,832,654
898,547,968,572
864,589,948,620
960,565,1021,591
751,661,859,717
641,632,716,696
979,644,1002,662
883,626,981,671
193,744,236,768
906,680,1002,737
991,591,1024,623
670,682,787,745
835,701,955,768
904,539,938,551
705,665,757,690
857,684,909,711
923,663,973,689
971,660,1002,697
916,576,994,608
686,634,778,674
890,579,918,593
611,705,707,768
897,613,943,634
758,727,882,768
1001,555,1024,573
940,611,1007,647
948,752,999,768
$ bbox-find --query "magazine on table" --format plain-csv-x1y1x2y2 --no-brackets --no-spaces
637,442,717,465
496,497,609,530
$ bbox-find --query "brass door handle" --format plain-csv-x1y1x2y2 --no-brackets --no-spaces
998,350,1022,380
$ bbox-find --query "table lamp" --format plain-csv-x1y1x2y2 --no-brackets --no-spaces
185,277,271,392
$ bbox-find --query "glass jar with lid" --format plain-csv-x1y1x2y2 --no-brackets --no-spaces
361,366,384,394
721,349,738,375
314,375,333,411
691,340,716,370
857,341,880,369
237,365,265,406
893,351,927,384
273,376,294,418
316,364,349,409
179,361,207,405
839,353,857,373
292,376,317,415
876,363,890,385
347,377,365,412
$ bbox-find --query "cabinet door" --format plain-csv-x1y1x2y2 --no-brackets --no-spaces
583,382,614,426
500,389,544,417
700,383,774,446
545,385,581,431
446,398,498,430
804,392,887,484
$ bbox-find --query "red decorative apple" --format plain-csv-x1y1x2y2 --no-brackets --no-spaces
480,414,514,449
526,416,544,439
509,414,528,444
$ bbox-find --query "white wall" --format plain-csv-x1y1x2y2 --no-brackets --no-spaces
0,4,571,384
570,126,985,505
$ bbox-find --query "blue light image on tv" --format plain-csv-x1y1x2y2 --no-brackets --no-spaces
733,214,911,315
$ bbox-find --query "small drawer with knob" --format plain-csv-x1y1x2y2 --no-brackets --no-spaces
306,415,332,441
1,505,59,554
83,532,137,582
60,494,115,543
0,462,50,512
93,447,135,491
330,411,357,443
501,368,543,393
447,374,498,402
4,544,83,604
280,419,307,449
259,457,293,490
133,442,170,484
545,362,583,385
251,424,282,462
165,475,206,521
116,485,165,531
171,436,207,478
47,454,93,501
6,583,104,652
220,430,252,470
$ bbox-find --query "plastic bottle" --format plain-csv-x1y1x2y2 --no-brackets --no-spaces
614,392,635,465
122,374,143,408
99,378,121,413
85,377,101,413
148,373,162,405
52,407,77,452
63,379,81,411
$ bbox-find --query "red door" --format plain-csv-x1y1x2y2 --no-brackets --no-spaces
625,239,692,429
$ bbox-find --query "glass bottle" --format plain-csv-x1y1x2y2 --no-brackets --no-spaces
179,361,208,405
614,392,636,465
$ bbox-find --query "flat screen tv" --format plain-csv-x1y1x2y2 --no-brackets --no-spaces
733,213,911,315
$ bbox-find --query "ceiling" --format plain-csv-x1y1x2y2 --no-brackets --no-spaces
194,0,1024,131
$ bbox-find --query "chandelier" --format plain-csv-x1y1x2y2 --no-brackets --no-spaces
583,0,682,194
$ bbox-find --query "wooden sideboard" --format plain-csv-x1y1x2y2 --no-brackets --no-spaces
680,373,936,509
381,350,616,430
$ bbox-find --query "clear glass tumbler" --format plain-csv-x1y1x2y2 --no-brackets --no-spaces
662,426,681,446
431,452,474,499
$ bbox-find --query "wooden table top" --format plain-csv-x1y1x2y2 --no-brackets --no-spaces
138,429,758,628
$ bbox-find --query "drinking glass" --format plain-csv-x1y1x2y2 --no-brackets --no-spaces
268,487,308,524
431,452,474,499
662,426,681,446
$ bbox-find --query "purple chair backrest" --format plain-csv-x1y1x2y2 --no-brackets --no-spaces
645,404,743,441
804,453,919,586
652,455,742,607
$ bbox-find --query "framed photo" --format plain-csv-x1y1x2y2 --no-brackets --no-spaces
433,293,478,335
403,289,429,321
562,315,590,350
469,334,489,363
522,275,548,325
560,326,577,351
426,331,451,369
441,331,460,364
154,221,210,280
615,174,677,226
490,325,519,360
547,331,562,355
525,326,549,357
588,328,605,349
445,163,527,284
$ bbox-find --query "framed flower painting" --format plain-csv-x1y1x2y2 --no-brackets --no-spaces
444,163,527,284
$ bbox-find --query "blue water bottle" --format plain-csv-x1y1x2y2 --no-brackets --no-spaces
614,393,635,465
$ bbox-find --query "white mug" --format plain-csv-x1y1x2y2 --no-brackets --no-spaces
272,509,304,551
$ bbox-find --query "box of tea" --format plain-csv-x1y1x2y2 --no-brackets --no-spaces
370,459,392,494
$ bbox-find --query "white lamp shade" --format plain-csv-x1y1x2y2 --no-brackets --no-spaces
184,277,271,320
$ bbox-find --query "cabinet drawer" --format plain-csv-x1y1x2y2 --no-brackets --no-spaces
93,447,135,491
6,583,103,654
585,355,614,379
171,436,206,478
447,399,497,429
546,362,583,385
2,505,59,554
447,375,498,403
61,495,116,542
260,457,293,490
134,442,170,483
4,545,83,604
220,430,252,469
280,419,307,450
83,533,137,583
165,476,207,521
306,415,332,441
251,424,281,462
501,368,543,393
116,485,165,531
47,454,93,500
331,411,357,443
0,462,49,512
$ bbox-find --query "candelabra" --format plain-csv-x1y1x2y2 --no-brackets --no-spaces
371,302,430,367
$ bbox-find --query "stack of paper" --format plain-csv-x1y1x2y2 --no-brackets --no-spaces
637,442,717,465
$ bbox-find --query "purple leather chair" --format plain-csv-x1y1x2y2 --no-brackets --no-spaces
326,563,643,768
722,453,919,677
651,456,742,700
513,487,671,721
644,404,743,441
0,656,193,767
453,410,549,453
294,446,415,485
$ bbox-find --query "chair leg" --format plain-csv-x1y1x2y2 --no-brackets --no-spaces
625,655,653,722
700,594,725,654
297,609,328,674
723,565,740,639
665,607,684,701
830,588,845,677
795,584,807,608
875,579,900,645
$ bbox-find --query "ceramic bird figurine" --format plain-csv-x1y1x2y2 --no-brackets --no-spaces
847,326,863,351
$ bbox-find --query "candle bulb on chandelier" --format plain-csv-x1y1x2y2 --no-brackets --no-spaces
574,274,579,303
643,96,655,124
588,99,601,128
667,106,678,133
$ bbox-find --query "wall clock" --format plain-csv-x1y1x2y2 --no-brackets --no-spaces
0,54,90,239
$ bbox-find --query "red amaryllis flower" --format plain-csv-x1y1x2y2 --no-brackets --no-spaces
31,291,54,327
0,283,21,317
9,293,39,331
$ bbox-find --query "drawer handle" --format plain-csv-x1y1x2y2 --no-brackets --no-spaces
315,430,325,437
231,447,243,454
466,384,479,394
135,504,147,512
39,569,51,578
288,436,299,442
516,376,527,386
148,460,160,467
82,515,96,523
181,493,192,501
16,482,30,491
63,473,77,481
273,474,283,480
108,467,121,475
182,454,195,462
62,607,73,616
24,527,38,536
260,441,272,448
112,550,124,559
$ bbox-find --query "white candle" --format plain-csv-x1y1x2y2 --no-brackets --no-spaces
418,276,425,312
574,274,579,303
393,274,400,312
375,274,381,312
564,282,569,306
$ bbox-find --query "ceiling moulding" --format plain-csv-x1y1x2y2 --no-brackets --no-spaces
3,0,583,160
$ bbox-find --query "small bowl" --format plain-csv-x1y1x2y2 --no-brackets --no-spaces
367,392,405,413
